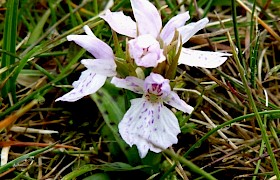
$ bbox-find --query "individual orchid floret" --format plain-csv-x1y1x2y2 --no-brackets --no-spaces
111,73,194,158
56,25,116,102
100,0,231,69
128,34,165,67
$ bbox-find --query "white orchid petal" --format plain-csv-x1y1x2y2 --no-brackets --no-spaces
160,11,190,45
137,52,159,67
55,70,106,102
81,59,116,77
149,105,180,152
131,0,162,37
111,77,144,94
178,18,209,44
165,91,194,114
67,35,114,59
83,25,95,37
118,98,180,158
100,10,137,38
178,48,231,68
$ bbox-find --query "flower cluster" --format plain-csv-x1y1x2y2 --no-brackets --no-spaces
56,0,230,158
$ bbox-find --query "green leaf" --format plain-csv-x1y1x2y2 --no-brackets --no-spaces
62,162,148,180
0,143,57,174
27,0,61,44
90,82,140,163
83,173,110,180
0,0,19,101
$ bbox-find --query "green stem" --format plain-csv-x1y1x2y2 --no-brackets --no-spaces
163,149,217,180
0,143,57,174
252,114,267,180
161,109,280,179
227,31,280,178
231,0,245,68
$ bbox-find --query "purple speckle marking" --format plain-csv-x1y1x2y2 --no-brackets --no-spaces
142,108,148,113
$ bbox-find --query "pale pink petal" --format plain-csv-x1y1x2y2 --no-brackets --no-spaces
178,48,231,68
81,59,116,77
111,77,144,94
100,10,137,38
136,52,161,67
128,35,165,67
164,91,194,114
160,11,190,45
83,25,95,37
55,70,106,102
131,0,162,37
144,73,170,98
178,18,209,44
118,98,180,158
67,35,113,59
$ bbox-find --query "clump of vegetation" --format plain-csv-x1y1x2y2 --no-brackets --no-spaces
0,0,280,179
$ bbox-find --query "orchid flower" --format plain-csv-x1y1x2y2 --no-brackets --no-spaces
128,34,165,67
111,73,194,158
100,0,230,68
56,25,116,102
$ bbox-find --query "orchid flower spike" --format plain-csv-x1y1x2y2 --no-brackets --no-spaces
111,73,194,158
56,25,116,102
100,0,231,69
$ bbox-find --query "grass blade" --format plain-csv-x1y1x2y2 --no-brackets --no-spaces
0,142,57,174
0,0,19,101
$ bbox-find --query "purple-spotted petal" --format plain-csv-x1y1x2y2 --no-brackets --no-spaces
144,73,170,98
118,98,180,158
131,0,162,37
67,35,114,59
100,10,137,38
160,11,190,45
178,48,231,68
178,18,209,44
164,91,194,114
55,70,106,102
111,76,144,94
81,59,116,77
